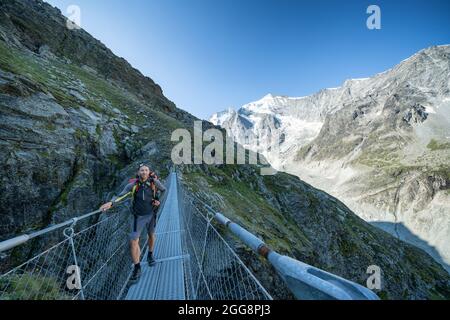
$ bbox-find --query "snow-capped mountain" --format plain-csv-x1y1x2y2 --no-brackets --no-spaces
210,45,450,272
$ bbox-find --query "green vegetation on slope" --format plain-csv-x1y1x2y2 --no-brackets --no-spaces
180,164,450,300
427,139,450,151
0,274,70,300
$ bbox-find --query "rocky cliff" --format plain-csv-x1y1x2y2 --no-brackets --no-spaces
0,0,449,299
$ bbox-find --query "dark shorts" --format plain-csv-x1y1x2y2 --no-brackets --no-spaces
129,214,156,241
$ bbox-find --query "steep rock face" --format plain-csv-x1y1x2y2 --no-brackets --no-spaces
0,0,163,100
0,0,449,299
210,46,450,271
0,0,196,242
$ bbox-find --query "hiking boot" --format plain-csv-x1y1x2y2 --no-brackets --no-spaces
147,252,156,266
130,265,141,282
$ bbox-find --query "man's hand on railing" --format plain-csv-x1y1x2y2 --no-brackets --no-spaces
100,202,113,212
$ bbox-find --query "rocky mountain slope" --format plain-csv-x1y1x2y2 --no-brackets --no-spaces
210,46,450,272
0,0,449,299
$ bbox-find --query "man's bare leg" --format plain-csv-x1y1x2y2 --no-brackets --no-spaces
148,233,156,253
130,238,140,265
147,233,156,265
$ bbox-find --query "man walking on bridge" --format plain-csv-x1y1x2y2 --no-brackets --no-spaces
100,163,166,282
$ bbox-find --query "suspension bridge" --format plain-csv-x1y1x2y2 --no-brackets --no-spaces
0,170,378,300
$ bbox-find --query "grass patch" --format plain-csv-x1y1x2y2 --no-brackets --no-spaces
74,128,89,141
43,122,56,131
95,124,102,136
0,40,132,119
84,98,104,114
0,40,52,84
427,139,450,151
0,274,70,300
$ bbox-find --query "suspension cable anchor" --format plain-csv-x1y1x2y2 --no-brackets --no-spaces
63,227,75,239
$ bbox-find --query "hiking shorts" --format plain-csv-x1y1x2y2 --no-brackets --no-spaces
129,214,156,241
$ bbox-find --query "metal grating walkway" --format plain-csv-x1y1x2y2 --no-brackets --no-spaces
125,172,186,300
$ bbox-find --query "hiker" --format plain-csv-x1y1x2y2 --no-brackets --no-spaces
100,163,166,281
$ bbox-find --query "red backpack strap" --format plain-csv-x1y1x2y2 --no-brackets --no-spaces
130,179,140,197
151,181,157,198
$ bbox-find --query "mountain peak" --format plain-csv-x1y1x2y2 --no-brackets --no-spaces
262,93,274,100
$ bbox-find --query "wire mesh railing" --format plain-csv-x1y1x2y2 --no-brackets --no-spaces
177,173,272,300
0,174,171,301
0,203,132,300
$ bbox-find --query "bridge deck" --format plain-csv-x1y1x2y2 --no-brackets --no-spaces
125,173,186,300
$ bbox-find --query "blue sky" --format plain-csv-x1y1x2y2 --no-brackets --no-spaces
46,0,450,119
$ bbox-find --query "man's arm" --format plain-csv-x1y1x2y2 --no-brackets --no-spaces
110,182,134,202
100,182,134,211
154,179,166,193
